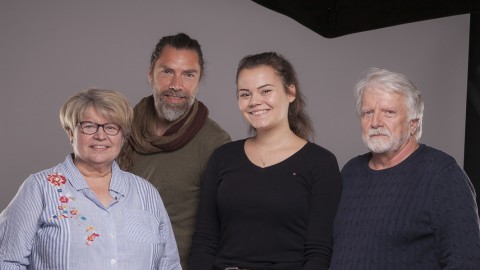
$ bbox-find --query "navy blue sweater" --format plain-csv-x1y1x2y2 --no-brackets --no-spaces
331,144,480,269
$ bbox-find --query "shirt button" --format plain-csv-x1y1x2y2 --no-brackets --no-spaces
110,259,116,265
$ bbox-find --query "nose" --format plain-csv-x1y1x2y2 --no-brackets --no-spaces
248,92,261,107
93,127,108,140
370,111,383,128
169,74,182,91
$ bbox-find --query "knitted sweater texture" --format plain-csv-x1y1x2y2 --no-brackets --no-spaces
331,144,480,270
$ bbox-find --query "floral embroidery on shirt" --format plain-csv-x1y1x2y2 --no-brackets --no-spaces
86,226,100,246
47,172,101,246
47,173,67,186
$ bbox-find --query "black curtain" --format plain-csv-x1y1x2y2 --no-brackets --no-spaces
465,14,480,192
251,0,480,38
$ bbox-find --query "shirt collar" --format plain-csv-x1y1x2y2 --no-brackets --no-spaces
61,154,128,197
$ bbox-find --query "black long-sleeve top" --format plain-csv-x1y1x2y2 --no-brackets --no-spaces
189,139,342,270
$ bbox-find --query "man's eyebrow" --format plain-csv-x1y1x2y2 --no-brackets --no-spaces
157,64,171,70
182,69,199,74
156,65,199,74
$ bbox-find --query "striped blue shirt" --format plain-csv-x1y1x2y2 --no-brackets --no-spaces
0,154,181,270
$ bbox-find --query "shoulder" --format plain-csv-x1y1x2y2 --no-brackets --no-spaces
298,142,341,173
203,118,228,132
27,161,66,187
301,142,340,166
202,140,246,170
9,161,67,205
341,152,370,175
200,118,231,139
417,145,473,189
118,169,159,194
193,117,231,149
112,161,160,194
211,139,245,157
305,142,337,158
115,169,168,211
406,144,462,178
297,143,342,186
416,144,457,165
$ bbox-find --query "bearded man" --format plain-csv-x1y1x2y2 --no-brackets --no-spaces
117,33,230,269
330,68,480,269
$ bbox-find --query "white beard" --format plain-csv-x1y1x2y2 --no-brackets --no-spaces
363,127,410,154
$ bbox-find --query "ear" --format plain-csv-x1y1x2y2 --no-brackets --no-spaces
287,85,296,103
68,130,74,144
409,118,419,135
148,67,154,85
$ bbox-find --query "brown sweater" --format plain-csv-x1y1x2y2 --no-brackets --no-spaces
128,118,230,269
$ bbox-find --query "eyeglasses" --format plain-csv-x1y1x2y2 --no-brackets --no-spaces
78,121,121,136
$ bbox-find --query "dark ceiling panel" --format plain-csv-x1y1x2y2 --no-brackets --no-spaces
251,0,480,38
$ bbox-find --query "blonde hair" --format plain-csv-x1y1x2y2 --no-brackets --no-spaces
59,88,133,137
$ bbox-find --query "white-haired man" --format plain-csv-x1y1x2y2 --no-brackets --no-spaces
331,68,480,269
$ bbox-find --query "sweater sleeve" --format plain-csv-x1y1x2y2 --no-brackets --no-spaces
303,150,342,270
189,153,221,269
431,162,480,269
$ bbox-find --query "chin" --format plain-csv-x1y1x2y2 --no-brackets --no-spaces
249,122,266,130
365,140,392,153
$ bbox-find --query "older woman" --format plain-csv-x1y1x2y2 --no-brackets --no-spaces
0,89,181,269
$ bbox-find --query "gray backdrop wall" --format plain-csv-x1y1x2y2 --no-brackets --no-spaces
0,0,470,211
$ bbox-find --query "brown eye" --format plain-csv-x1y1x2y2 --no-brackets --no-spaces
238,91,251,98
261,89,272,95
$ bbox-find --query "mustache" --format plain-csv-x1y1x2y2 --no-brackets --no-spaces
368,128,390,136
160,88,191,99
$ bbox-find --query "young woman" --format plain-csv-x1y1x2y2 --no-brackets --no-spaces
189,52,342,270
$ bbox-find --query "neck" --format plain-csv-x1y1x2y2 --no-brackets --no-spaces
74,159,112,180
254,126,296,147
154,106,192,136
369,138,419,170
73,159,113,207
248,126,306,168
